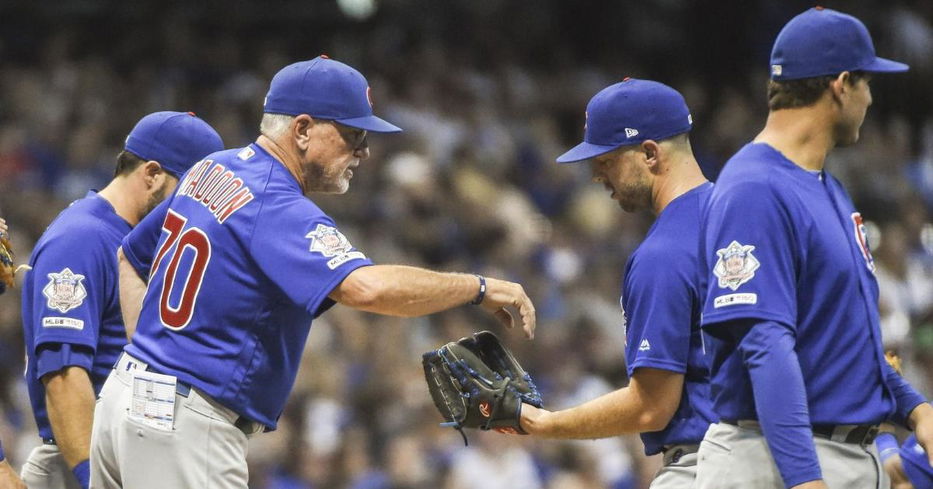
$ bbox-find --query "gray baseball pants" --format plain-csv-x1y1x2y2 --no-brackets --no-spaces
695,422,890,489
650,444,699,488
20,443,82,489
89,353,254,489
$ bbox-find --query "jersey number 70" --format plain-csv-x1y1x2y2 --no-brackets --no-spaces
151,209,212,330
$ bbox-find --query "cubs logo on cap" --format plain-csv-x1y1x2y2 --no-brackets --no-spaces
556,79,692,163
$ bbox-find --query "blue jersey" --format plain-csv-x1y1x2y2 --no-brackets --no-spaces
701,143,921,425
123,144,373,429
622,182,715,455
22,192,131,439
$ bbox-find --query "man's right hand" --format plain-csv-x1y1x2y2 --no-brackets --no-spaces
477,277,536,339
0,459,27,489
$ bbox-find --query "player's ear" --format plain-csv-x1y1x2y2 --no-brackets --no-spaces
642,140,660,169
829,72,849,104
293,115,314,151
141,161,164,188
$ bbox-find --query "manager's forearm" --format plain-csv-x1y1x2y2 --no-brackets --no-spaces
43,367,95,469
332,265,479,316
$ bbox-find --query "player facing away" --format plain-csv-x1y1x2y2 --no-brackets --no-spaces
514,79,715,487
695,8,933,489
89,56,536,489
19,112,223,489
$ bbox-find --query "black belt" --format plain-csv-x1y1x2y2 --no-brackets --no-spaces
721,419,879,445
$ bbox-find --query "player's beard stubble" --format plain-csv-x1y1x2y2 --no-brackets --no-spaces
304,158,352,194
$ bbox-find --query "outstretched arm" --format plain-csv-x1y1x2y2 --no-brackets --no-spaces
330,265,536,338
519,367,684,438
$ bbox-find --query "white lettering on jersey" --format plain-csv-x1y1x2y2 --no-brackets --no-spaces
42,268,88,313
714,293,758,308
638,339,651,351
327,252,366,270
713,240,760,291
178,160,255,224
42,317,85,330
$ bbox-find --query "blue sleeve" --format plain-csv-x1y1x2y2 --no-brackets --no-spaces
735,319,822,488
35,343,95,379
122,199,171,281
27,227,111,353
702,181,799,329
876,432,900,463
883,362,927,427
250,197,373,316
623,250,694,376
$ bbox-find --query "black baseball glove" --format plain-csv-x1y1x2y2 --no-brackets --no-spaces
422,330,542,443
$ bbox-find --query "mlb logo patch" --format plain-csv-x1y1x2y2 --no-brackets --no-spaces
43,268,88,313
713,241,760,291
306,224,353,257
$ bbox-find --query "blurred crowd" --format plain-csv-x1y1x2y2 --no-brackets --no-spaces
0,0,932,488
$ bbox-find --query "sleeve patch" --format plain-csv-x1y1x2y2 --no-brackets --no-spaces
306,224,354,257
714,293,758,308
713,241,760,291
42,317,85,330
42,268,88,313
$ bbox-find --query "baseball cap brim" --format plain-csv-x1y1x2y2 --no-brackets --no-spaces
862,56,909,73
556,141,620,163
336,115,402,133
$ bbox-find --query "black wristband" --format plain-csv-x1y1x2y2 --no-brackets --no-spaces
470,275,487,305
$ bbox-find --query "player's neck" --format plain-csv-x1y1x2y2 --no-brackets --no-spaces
755,107,835,171
98,177,144,227
651,155,707,215
256,135,307,194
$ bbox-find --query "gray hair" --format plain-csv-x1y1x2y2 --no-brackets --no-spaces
259,113,295,139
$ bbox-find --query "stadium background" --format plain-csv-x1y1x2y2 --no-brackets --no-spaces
0,0,932,487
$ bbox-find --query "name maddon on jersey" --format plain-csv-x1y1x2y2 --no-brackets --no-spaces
176,159,255,224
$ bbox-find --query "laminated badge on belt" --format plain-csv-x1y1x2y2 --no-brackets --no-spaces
130,370,178,431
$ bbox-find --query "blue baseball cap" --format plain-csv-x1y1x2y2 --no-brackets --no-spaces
263,55,402,133
901,435,933,489
124,111,224,179
770,7,908,81
556,78,692,163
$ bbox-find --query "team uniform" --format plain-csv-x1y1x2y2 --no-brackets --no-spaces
695,143,925,488
20,192,132,489
621,182,715,487
90,144,374,489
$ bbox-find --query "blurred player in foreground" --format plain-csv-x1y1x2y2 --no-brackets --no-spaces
20,112,222,489
0,216,26,489
516,79,715,487
696,8,933,489
90,56,536,489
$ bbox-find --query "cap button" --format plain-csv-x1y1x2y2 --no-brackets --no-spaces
623,77,631,82
815,5,824,10
320,54,330,59
187,111,196,116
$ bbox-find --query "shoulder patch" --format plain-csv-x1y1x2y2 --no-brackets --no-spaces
306,224,354,257
713,241,760,291
43,268,88,313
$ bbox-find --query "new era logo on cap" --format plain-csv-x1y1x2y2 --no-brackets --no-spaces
625,128,639,138
771,65,783,76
